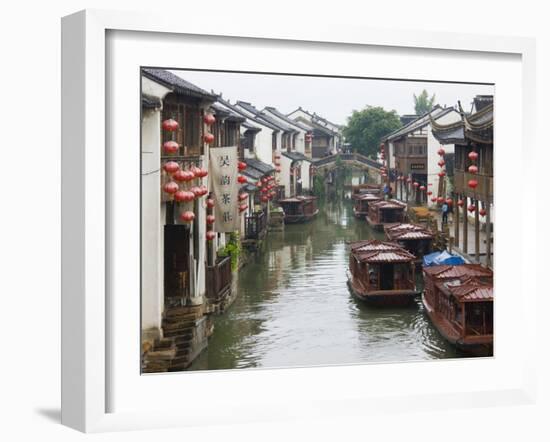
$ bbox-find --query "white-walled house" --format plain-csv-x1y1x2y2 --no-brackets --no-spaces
287,107,342,157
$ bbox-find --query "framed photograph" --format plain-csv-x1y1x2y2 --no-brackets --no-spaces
61,9,537,433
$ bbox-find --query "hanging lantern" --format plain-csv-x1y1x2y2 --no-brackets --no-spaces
206,230,216,241
437,197,445,204
427,190,432,196
468,179,478,189
179,211,195,223
163,181,179,194
162,118,179,132
189,186,201,197
206,214,215,225
261,187,268,194
261,195,269,203
239,204,248,212
238,192,248,201
438,171,446,178
174,190,195,202
238,161,247,171
479,208,487,217
163,140,179,154
468,165,479,174
413,182,419,188
446,198,453,206
237,175,248,184
203,133,215,144
262,177,268,184
206,198,215,208
457,199,464,207
195,167,208,178
203,113,216,125
468,151,479,161
419,185,426,191
467,204,476,213
437,147,445,156
174,170,194,182
163,161,180,174
256,181,262,188
198,185,208,196
189,165,201,178
437,160,445,167
431,197,438,203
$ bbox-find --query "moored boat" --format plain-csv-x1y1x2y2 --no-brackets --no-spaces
278,195,319,224
384,222,434,266
366,199,407,231
347,240,419,307
422,264,494,355
352,193,382,219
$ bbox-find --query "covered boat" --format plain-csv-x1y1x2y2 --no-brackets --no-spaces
384,223,434,264
352,193,381,219
347,240,419,307
278,195,319,224
422,264,493,355
366,199,407,231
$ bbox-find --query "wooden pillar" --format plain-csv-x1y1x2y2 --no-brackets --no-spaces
475,200,480,263
454,194,459,251
462,197,468,254
461,303,466,338
486,204,492,267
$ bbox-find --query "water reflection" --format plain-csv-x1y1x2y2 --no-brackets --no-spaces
191,196,459,371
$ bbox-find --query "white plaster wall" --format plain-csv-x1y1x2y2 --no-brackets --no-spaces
300,160,311,191
279,155,293,196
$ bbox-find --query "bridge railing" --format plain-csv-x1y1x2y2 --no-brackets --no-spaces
313,153,382,170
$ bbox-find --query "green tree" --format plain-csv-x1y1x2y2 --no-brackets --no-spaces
342,106,401,158
413,90,436,115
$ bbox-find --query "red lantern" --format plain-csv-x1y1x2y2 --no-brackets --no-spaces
413,182,419,187
203,133,215,144
438,171,446,178
262,177,268,184
206,198,215,208
203,113,216,125
238,192,248,201
256,181,262,188
163,141,179,154
163,161,180,174
446,198,453,206
468,179,478,189
239,204,248,212
175,190,195,202
206,215,215,225
238,161,247,171
179,211,195,223
198,185,208,196
261,195,269,203
457,199,464,207
163,181,179,194
437,160,445,167
261,187,268,194
437,147,445,156
173,170,194,182
419,185,426,191
162,119,179,132
189,165,201,178
237,175,248,184
468,165,478,174
195,167,208,178
468,151,479,161
468,204,476,213
431,197,438,202
189,186,201,197
479,208,487,217
206,230,216,241
427,190,433,196
437,197,445,204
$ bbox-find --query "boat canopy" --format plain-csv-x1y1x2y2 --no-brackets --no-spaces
422,250,465,267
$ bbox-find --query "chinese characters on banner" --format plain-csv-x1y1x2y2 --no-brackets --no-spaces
209,146,240,232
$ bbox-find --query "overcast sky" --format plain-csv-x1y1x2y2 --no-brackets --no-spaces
172,70,494,126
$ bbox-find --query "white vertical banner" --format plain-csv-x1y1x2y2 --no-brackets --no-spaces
209,146,240,232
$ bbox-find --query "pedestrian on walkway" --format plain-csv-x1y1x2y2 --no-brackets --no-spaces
441,201,449,225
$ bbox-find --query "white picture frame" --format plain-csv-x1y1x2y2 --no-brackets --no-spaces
61,9,538,433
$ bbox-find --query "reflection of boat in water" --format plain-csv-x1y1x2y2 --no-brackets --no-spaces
278,196,319,224
366,199,407,231
422,264,493,356
347,239,419,307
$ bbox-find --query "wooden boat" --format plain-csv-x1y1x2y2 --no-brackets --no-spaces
422,265,493,355
352,193,381,219
366,199,407,231
278,195,319,224
384,223,434,266
347,240,419,307
351,184,381,198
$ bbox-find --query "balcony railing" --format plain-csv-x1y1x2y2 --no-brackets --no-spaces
245,211,267,240
205,255,232,302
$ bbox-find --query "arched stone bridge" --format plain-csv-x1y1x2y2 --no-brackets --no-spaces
312,153,383,175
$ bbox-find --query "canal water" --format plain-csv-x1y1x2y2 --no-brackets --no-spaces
191,195,460,371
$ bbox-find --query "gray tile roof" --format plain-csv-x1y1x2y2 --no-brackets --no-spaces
141,94,161,109
244,158,275,175
263,107,312,132
217,97,280,131
237,101,297,133
142,68,217,100
211,102,245,123
282,151,311,162
383,106,455,142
